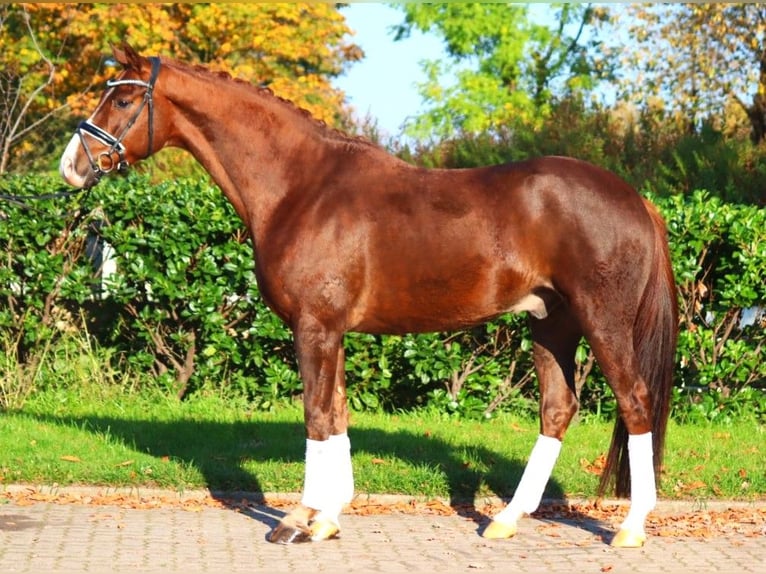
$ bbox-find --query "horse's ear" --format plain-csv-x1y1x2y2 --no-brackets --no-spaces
111,42,144,71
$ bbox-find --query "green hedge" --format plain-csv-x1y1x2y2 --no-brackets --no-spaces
1,174,764,421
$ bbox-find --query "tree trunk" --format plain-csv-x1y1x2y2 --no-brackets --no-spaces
744,94,766,144
0,140,9,174
745,44,766,144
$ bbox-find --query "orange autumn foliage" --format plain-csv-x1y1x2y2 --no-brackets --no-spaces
0,3,362,172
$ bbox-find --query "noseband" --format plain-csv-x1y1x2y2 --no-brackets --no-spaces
76,56,161,183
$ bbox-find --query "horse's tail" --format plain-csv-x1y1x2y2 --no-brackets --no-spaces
599,198,678,498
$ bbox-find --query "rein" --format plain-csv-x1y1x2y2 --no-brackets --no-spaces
76,56,161,184
0,186,93,219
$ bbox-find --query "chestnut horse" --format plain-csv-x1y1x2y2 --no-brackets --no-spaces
60,45,677,548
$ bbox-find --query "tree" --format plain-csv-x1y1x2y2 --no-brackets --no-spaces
615,4,766,143
0,3,362,173
0,5,70,174
392,3,610,140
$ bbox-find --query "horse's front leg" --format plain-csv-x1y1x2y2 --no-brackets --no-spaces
267,318,353,544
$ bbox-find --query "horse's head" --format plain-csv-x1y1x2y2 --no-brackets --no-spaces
60,44,164,189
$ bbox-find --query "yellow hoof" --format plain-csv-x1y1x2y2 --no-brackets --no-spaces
482,520,518,539
309,519,340,541
611,528,647,548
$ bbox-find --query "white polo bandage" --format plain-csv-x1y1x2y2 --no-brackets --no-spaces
620,432,656,532
494,434,562,525
301,432,354,524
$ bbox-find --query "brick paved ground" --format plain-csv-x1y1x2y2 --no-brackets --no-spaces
1,493,764,573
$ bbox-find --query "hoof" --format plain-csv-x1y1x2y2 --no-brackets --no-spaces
309,519,340,541
611,528,647,548
267,521,312,545
482,520,518,539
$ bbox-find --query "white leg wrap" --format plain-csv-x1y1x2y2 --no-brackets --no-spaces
494,434,562,525
620,432,656,532
301,432,354,525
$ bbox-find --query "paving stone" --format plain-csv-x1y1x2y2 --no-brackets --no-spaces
1,500,764,573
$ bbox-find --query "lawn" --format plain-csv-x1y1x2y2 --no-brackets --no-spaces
1,386,763,502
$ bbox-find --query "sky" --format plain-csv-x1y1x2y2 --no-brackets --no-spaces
333,3,445,138
333,3,556,139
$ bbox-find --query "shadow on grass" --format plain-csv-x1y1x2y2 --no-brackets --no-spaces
25,413,613,540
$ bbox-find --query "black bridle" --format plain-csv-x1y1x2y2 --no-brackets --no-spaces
76,56,161,183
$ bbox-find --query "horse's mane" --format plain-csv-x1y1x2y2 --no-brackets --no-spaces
162,56,379,150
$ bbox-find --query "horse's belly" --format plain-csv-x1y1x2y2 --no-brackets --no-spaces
352,287,544,335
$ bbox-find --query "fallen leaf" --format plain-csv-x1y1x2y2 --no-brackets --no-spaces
580,454,606,476
371,458,386,465
60,455,81,463
425,499,452,515
115,460,134,467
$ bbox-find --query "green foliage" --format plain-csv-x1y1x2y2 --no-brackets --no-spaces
87,176,299,406
650,125,766,204
1,173,764,422
658,191,766,422
0,177,96,409
391,3,609,139
345,317,538,419
0,174,293,408
401,96,766,206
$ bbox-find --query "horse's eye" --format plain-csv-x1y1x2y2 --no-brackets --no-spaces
115,99,131,109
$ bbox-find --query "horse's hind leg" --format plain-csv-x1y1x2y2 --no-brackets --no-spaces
484,307,581,539
586,329,655,548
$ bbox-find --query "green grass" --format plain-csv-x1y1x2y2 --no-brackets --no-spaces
1,385,763,502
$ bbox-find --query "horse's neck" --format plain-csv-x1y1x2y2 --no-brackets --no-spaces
165,66,326,232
